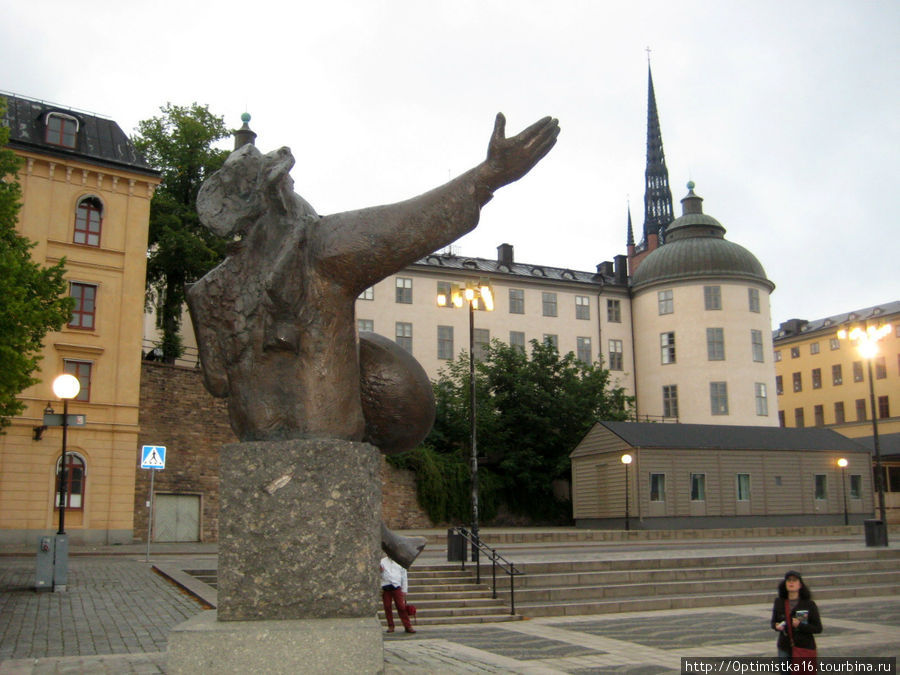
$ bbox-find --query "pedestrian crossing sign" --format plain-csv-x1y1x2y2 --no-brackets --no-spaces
140,445,166,470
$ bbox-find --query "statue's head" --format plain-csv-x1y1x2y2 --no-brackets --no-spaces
197,144,318,239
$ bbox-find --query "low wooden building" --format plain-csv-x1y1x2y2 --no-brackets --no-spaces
571,421,874,529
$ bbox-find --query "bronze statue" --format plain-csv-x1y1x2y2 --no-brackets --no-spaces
186,113,559,448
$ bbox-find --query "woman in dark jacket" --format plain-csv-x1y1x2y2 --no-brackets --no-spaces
770,570,822,662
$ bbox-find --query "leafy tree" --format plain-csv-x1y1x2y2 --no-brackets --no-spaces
0,98,73,430
133,103,231,362
423,339,633,521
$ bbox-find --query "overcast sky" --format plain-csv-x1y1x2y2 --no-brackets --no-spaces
3,0,898,328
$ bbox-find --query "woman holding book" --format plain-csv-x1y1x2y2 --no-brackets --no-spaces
771,570,822,666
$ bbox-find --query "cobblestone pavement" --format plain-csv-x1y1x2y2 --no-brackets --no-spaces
1,554,898,674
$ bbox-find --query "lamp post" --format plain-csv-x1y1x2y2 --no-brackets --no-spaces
837,458,849,526
621,453,632,531
52,374,80,535
837,323,890,542
437,279,494,553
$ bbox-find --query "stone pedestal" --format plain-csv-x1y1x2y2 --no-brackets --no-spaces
168,438,383,672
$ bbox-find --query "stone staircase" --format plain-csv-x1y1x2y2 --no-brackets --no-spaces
385,547,900,625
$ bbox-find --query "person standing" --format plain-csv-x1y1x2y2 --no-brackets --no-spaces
381,555,415,634
771,570,822,667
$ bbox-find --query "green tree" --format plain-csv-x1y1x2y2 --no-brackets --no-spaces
0,98,73,430
133,103,231,362
425,339,633,521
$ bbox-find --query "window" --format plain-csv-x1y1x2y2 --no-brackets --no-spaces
775,375,783,395
774,350,782,362
358,287,374,300
45,112,78,148
794,407,805,427
790,347,800,359
509,331,525,353
395,278,412,304
710,382,729,415
395,322,412,352
660,332,676,364
575,295,590,320
878,396,890,419
608,339,623,370
55,453,85,509
853,361,864,382
829,338,840,350
856,398,867,422
792,372,802,393
663,385,679,418
875,356,887,379
834,401,845,424
814,404,824,426
658,289,673,315
778,411,785,427
436,281,452,308
775,476,782,487
74,196,102,247
706,328,725,360
755,383,768,416
812,368,822,389
849,475,861,499
474,328,490,361
736,474,750,501
437,325,454,360
832,364,843,386
509,288,524,314
607,299,621,323
649,473,666,502
814,474,827,500
357,319,373,333
542,334,558,349
576,337,592,364
691,473,706,501
751,330,764,362
63,359,92,402
748,287,760,313
541,292,557,317
68,282,97,330
809,342,820,355
704,285,721,310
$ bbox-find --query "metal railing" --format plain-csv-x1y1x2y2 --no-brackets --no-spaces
449,527,524,615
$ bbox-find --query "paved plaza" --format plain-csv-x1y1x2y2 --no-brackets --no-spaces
1,542,898,674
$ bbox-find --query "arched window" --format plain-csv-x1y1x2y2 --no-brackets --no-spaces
74,196,103,247
55,453,86,510
45,112,79,149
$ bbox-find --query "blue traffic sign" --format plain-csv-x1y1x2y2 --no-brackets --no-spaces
140,445,166,470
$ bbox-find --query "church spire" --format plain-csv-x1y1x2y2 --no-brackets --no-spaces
643,62,674,245
626,202,635,247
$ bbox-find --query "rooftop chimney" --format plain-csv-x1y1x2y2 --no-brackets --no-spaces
497,243,514,267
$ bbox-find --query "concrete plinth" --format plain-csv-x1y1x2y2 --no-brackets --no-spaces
168,611,384,674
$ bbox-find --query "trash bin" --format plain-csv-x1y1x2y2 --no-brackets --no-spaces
447,528,465,562
864,519,888,547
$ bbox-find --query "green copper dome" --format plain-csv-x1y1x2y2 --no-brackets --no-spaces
632,185,774,291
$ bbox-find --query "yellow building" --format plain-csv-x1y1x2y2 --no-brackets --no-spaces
0,94,160,545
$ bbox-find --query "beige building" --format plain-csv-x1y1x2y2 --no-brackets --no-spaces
571,421,874,529
0,94,159,545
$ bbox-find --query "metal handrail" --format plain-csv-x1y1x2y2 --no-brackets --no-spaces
450,527,524,615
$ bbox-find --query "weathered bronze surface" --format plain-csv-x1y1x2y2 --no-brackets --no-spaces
186,114,559,445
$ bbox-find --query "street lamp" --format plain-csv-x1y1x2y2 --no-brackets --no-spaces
837,458,849,526
437,279,494,552
837,322,891,544
621,453,633,531
52,374,80,535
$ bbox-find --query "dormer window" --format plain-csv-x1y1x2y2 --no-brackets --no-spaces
45,112,79,149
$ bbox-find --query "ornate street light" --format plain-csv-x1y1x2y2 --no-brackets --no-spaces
437,279,494,553
621,453,633,531
837,458,849,526
837,322,891,544
52,374,80,535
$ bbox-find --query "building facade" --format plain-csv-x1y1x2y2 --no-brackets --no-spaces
0,94,160,545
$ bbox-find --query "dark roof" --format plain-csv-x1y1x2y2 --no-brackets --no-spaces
409,252,623,287
596,421,867,452
1,92,158,177
773,300,900,342
850,433,900,460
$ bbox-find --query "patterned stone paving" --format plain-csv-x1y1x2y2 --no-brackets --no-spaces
386,626,604,660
